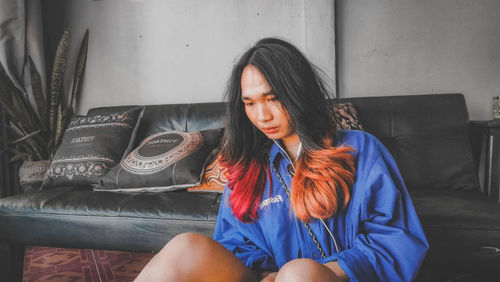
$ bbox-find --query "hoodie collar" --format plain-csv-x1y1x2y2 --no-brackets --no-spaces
270,139,295,169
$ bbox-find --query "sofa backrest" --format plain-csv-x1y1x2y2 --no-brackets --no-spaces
88,93,479,192
88,102,226,140
341,93,478,191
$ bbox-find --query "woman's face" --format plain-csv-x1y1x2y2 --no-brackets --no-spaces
240,65,297,143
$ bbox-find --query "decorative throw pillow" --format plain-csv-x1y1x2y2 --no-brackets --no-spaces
94,128,223,192
334,103,364,131
41,107,144,189
187,150,227,193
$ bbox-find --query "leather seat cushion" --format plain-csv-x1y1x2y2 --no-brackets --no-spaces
0,188,221,252
411,189,500,270
411,189,500,230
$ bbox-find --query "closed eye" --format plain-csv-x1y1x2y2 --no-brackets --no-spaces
267,95,278,102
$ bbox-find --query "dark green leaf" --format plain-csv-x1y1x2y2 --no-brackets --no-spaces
49,28,69,138
10,152,29,162
10,129,42,145
29,56,48,128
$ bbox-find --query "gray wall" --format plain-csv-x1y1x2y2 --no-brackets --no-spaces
44,0,335,114
337,0,500,120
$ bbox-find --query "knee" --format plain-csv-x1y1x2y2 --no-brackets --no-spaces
160,232,213,259
275,259,317,282
155,233,216,274
136,233,214,281
275,258,338,282
164,232,211,249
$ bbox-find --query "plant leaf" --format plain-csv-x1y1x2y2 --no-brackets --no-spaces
10,129,42,145
49,28,69,140
29,56,47,128
54,103,63,150
0,96,38,141
62,29,89,135
69,29,89,111
2,64,41,130
11,85,37,128
10,152,29,162
10,121,44,160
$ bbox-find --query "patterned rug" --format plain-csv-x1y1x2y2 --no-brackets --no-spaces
23,246,154,282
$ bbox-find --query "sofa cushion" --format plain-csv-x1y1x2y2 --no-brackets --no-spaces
187,150,227,193
41,107,144,189
333,102,364,131
0,188,220,252
412,189,500,230
342,94,479,191
95,128,223,192
411,189,500,269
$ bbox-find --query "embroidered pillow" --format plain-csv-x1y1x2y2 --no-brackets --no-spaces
187,150,227,193
94,128,223,192
41,107,144,189
334,103,364,131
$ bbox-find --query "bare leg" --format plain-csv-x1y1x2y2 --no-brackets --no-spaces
134,232,257,282
275,258,343,282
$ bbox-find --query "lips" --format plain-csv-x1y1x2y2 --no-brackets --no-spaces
261,126,279,134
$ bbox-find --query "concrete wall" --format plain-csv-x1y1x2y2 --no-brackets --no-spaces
43,0,335,114
337,0,500,120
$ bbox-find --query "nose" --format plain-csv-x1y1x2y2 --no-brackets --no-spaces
256,104,272,123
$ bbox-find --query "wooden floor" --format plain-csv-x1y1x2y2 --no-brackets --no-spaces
22,246,154,282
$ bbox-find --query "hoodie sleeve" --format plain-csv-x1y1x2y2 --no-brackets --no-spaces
323,156,429,282
213,187,278,272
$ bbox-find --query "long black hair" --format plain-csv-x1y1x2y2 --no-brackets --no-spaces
219,38,354,223
221,37,335,163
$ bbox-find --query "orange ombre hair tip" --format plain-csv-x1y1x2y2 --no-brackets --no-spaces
291,144,356,222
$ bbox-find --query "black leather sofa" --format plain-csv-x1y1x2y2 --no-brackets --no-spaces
1,93,500,281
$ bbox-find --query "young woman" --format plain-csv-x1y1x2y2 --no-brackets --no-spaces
135,38,428,282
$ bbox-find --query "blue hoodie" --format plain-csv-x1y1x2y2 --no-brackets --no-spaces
214,130,428,281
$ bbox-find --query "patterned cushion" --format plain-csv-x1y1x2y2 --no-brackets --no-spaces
334,102,364,131
41,107,144,189
95,128,223,192
187,150,227,193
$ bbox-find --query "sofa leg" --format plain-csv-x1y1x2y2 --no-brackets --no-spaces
0,244,25,282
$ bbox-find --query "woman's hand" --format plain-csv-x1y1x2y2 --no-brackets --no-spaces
260,272,278,282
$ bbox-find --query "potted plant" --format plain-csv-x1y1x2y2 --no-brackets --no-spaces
0,28,89,192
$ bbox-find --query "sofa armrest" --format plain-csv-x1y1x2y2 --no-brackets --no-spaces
470,120,500,202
